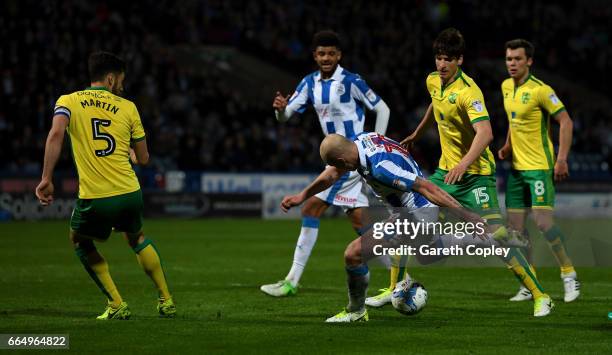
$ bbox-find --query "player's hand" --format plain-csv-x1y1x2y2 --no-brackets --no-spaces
497,144,512,160
35,178,54,206
444,163,468,185
400,133,416,150
129,148,138,164
280,193,305,212
272,91,290,112
554,159,569,181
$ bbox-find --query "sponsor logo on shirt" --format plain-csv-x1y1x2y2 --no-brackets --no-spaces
334,194,358,203
471,100,484,113
330,107,343,117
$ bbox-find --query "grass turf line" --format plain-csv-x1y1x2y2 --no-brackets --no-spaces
0,218,611,354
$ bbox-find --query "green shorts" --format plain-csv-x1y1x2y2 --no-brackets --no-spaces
505,169,555,210
429,168,501,221
70,189,144,240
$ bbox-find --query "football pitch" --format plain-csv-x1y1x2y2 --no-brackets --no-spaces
1,218,611,354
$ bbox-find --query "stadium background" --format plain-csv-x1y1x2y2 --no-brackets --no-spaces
1,1,611,353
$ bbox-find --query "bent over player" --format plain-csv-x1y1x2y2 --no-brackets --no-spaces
35,51,175,320
261,30,392,297
282,133,553,322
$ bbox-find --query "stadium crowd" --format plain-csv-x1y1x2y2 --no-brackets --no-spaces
1,0,610,179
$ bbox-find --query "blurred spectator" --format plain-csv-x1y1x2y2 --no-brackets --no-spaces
0,0,609,179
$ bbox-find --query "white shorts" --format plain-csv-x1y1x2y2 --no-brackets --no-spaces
315,170,369,209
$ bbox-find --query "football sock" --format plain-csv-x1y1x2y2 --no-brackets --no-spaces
503,248,545,299
543,225,576,277
523,228,533,264
75,243,123,307
133,238,171,301
286,217,319,287
346,264,369,312
388,255,409,290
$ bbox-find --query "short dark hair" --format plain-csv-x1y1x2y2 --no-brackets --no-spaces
433,28,465,59
505,39,535,59
312,30,341,51
88,51,126,82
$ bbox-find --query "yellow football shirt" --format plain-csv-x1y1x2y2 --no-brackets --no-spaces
501,74,565,170
53,87,145,199
426,69,496,175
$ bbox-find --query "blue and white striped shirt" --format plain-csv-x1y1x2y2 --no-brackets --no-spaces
354,132,432,208
287,65,381,137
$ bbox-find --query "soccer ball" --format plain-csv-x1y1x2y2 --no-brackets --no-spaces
391,279,428,315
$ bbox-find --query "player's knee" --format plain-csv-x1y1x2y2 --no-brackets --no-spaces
125,231,145,248
344,243,362,266
301,198,325,218
535,220,552,232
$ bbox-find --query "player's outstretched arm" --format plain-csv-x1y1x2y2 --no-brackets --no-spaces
273,91,292,123
412,177,462,209
553,110,573,181
400,103,434,148
280,166,347,212
412,177,485,227
36,115,69,206
372,100,390,135
444,120,493,184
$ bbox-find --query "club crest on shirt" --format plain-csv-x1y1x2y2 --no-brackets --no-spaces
471,100,484,113
448,92,457,104
365,89,377,102
549,93,560,105
521,92,531,104
336,83,345,95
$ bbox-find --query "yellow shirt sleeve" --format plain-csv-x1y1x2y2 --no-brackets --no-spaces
460,86,490,123
53,95,72,121
130,103,146,141
537,84,565,116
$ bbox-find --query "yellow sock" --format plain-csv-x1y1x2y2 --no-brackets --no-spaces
388,255,408,290
505,249,546,299
76,247,123,307
90,255,123,307
134,240,171,300
543,225,575,276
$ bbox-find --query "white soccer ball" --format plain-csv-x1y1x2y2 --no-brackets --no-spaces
391,279,428,315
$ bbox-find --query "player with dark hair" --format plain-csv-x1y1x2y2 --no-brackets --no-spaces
400,28,553,316
260,30,396,299
35,51,176,320
499,39,579,303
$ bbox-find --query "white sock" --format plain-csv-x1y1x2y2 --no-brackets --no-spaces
286,217,319,287
346,264,370,312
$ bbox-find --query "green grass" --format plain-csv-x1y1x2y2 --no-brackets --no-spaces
1,218,611,354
